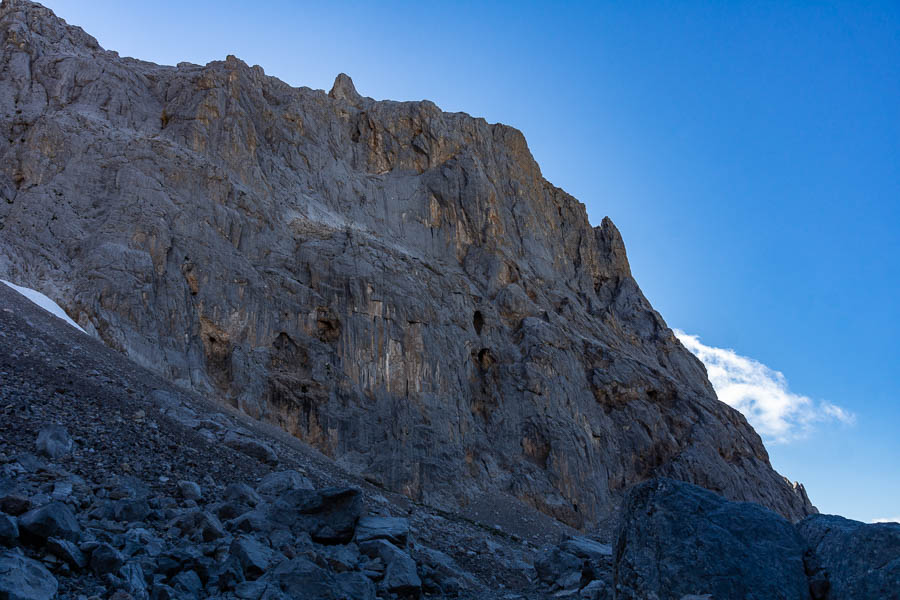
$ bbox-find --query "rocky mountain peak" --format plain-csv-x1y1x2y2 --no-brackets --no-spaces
1,0,101,57
329,72,363,105
0,0,815,532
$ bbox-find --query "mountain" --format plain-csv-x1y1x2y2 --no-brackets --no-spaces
0,0,813,530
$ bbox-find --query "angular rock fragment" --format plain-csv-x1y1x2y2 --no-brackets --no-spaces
354,515,409,546
224,432,278,465
0,512,18,544
47,537,87,568
18,501,81,541
0,550,58,600
178,480,202,501
266,487,362,544
359,539,422,595
224,483,261,507
256,471,313,497
90,542,125,575
35,425,72,460
230,535,275,580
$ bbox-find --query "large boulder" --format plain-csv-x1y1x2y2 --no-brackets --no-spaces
256,470,313,497
265,487,363,544
18,502,81,541
224,431,279,465
359,539,422,595
269,557,375,600
614,478,810,600
354,515,409,546
34,425,73,460
229,535,276,580
797,514,900,599
0,550,58,600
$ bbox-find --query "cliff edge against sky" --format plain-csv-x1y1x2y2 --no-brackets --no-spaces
0,0,814,528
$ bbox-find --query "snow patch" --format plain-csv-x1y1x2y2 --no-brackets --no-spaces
1,279,86,334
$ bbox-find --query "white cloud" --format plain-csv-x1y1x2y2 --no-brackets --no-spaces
674,330,854,444
872,517,900,524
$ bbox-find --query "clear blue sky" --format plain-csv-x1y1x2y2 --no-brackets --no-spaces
43,1,899,523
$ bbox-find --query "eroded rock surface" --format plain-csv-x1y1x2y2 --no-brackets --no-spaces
613,478,811,600
0,0,813,526
797,514,900,600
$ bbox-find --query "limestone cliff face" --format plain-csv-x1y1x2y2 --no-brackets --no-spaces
0,0,814,527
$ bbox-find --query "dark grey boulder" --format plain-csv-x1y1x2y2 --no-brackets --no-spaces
119,561,148,598
233,580,269,599
122,528,165,558
0,550,58,600
354,515,409,546
90,542,125,575
334,571,376,600
256,471,313,497
265,487,362,544
35,425,72,460
614,478,810,600
230,535,275,580
113,498,151,522
269,557,342,599
224,483,261,507
170,509,226,542
150,583,178,600
177,480,202,501
47,536,87,569
224,431,278,465
797,514,900,600
382,552,422,595
415,545,477,594
0,492,32,517
229,509,271,534
560,537,612,562
210,500,253,521
534,545,583,589
171,569,203,598
321,543,360,572
0,512,18,545
18,501,81,541
359,539,422,595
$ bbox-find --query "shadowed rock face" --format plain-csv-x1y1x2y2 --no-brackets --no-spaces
0,0,814,527
613,478,811,600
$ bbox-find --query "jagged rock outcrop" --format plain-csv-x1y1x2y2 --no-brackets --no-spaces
613,478,811,600
797,514,900,599
0,0,814,527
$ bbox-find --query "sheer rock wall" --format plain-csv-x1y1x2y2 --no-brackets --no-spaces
0,0,814,527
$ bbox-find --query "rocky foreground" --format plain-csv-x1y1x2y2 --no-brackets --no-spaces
3,272,900,600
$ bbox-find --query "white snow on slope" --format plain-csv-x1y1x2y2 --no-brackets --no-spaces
1,279,86,334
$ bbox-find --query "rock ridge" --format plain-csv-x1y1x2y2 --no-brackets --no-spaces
0,0,814,528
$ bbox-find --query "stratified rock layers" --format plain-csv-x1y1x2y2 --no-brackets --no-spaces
0,0,813,526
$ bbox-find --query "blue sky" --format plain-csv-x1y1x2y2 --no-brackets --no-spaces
43,1,899,523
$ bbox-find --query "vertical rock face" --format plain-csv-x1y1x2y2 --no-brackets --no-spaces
0,0,814,526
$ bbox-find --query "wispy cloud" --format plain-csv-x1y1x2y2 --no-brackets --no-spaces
871,517,900,524
674,330,854,444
